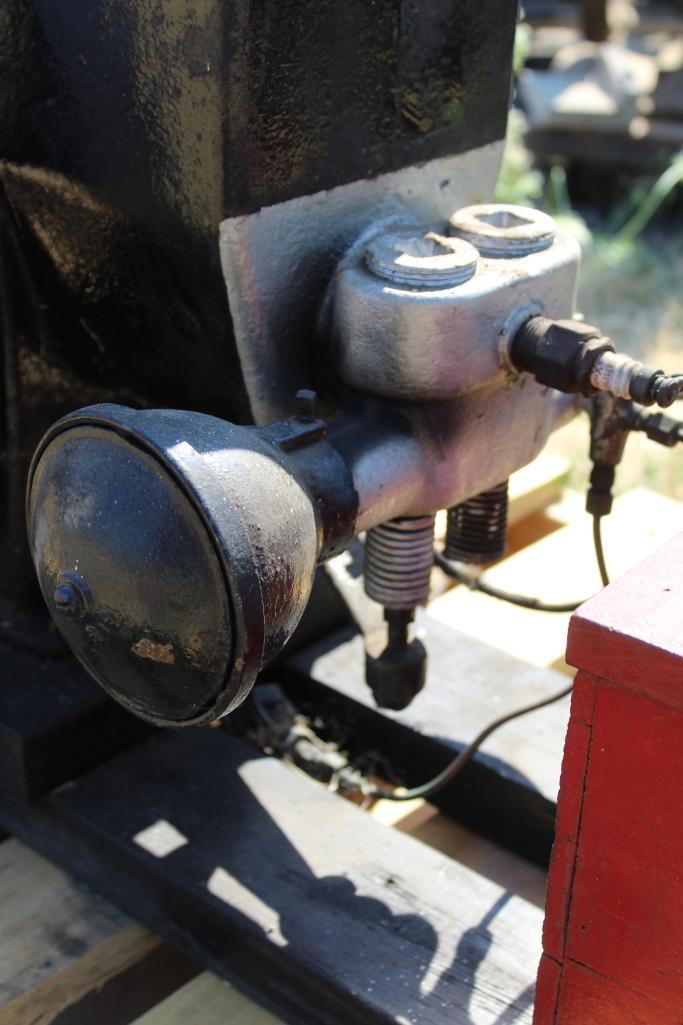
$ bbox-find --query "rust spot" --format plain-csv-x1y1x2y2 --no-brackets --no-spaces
132,638,175,664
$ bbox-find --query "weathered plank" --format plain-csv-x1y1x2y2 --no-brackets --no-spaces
133,764,548,1024
134,820,548,1024
291,616,570,803
132,973,282,1025
506,453,569,529
0,644,148,799
286,615,570,864
0,839,197,1025
134,808,549,1025
372,802,548,912
429,488,683,672
0,729,543,1025
287,488,682,865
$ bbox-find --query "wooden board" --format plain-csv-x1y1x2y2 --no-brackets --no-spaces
132,973,282,1025
372,802,548,911
286,616,570,865
131,796,550,1024
288,488,682,864
506,453,569,529
0,644,148,799
0,771,548,1025
0,838,197,1024
428,488,683,673
0,728,544,1025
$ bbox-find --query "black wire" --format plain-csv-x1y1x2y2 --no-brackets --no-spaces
436,507,613,609
365,682,574,802
592,514,610,587
359,511,610,804
434,551,584,612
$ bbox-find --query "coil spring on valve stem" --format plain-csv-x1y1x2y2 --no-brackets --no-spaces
445,481,509,564
364,516,435,609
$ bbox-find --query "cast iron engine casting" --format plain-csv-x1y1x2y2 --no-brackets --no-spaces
17,0,673,726
28,198,586,723
15,2,683,728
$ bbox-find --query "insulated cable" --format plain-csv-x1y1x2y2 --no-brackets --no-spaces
435,510,611,611
434,551,583,612
357,504,610,803
362,681,574,802
592,514,610,588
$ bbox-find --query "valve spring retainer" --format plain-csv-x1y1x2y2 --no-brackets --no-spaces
445,481,509,564
364,516,435,609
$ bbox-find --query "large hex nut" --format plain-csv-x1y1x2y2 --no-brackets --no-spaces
511,317,615,395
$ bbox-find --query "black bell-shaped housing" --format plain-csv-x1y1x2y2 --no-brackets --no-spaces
27,404,355,726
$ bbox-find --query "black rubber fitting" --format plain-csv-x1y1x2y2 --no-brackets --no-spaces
586,463,616,517
629,364,664,406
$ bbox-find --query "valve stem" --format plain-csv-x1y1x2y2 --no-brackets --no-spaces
363,516,434,710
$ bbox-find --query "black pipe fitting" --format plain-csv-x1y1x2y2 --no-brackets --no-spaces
511,316,614,395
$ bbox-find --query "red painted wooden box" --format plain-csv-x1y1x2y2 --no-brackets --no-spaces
535,532,683,1024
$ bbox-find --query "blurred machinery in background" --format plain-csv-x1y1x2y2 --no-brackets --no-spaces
522,0,683,188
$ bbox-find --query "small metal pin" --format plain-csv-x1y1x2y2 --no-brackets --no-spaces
295,389,318,422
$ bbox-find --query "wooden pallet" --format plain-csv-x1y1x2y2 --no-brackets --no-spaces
0,807,541,1025
0,727,550,1025
1,460,680,1025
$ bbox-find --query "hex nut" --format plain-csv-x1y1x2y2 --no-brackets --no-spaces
511,317,614,395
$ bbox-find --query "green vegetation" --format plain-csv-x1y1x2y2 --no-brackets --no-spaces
496,112,683,500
